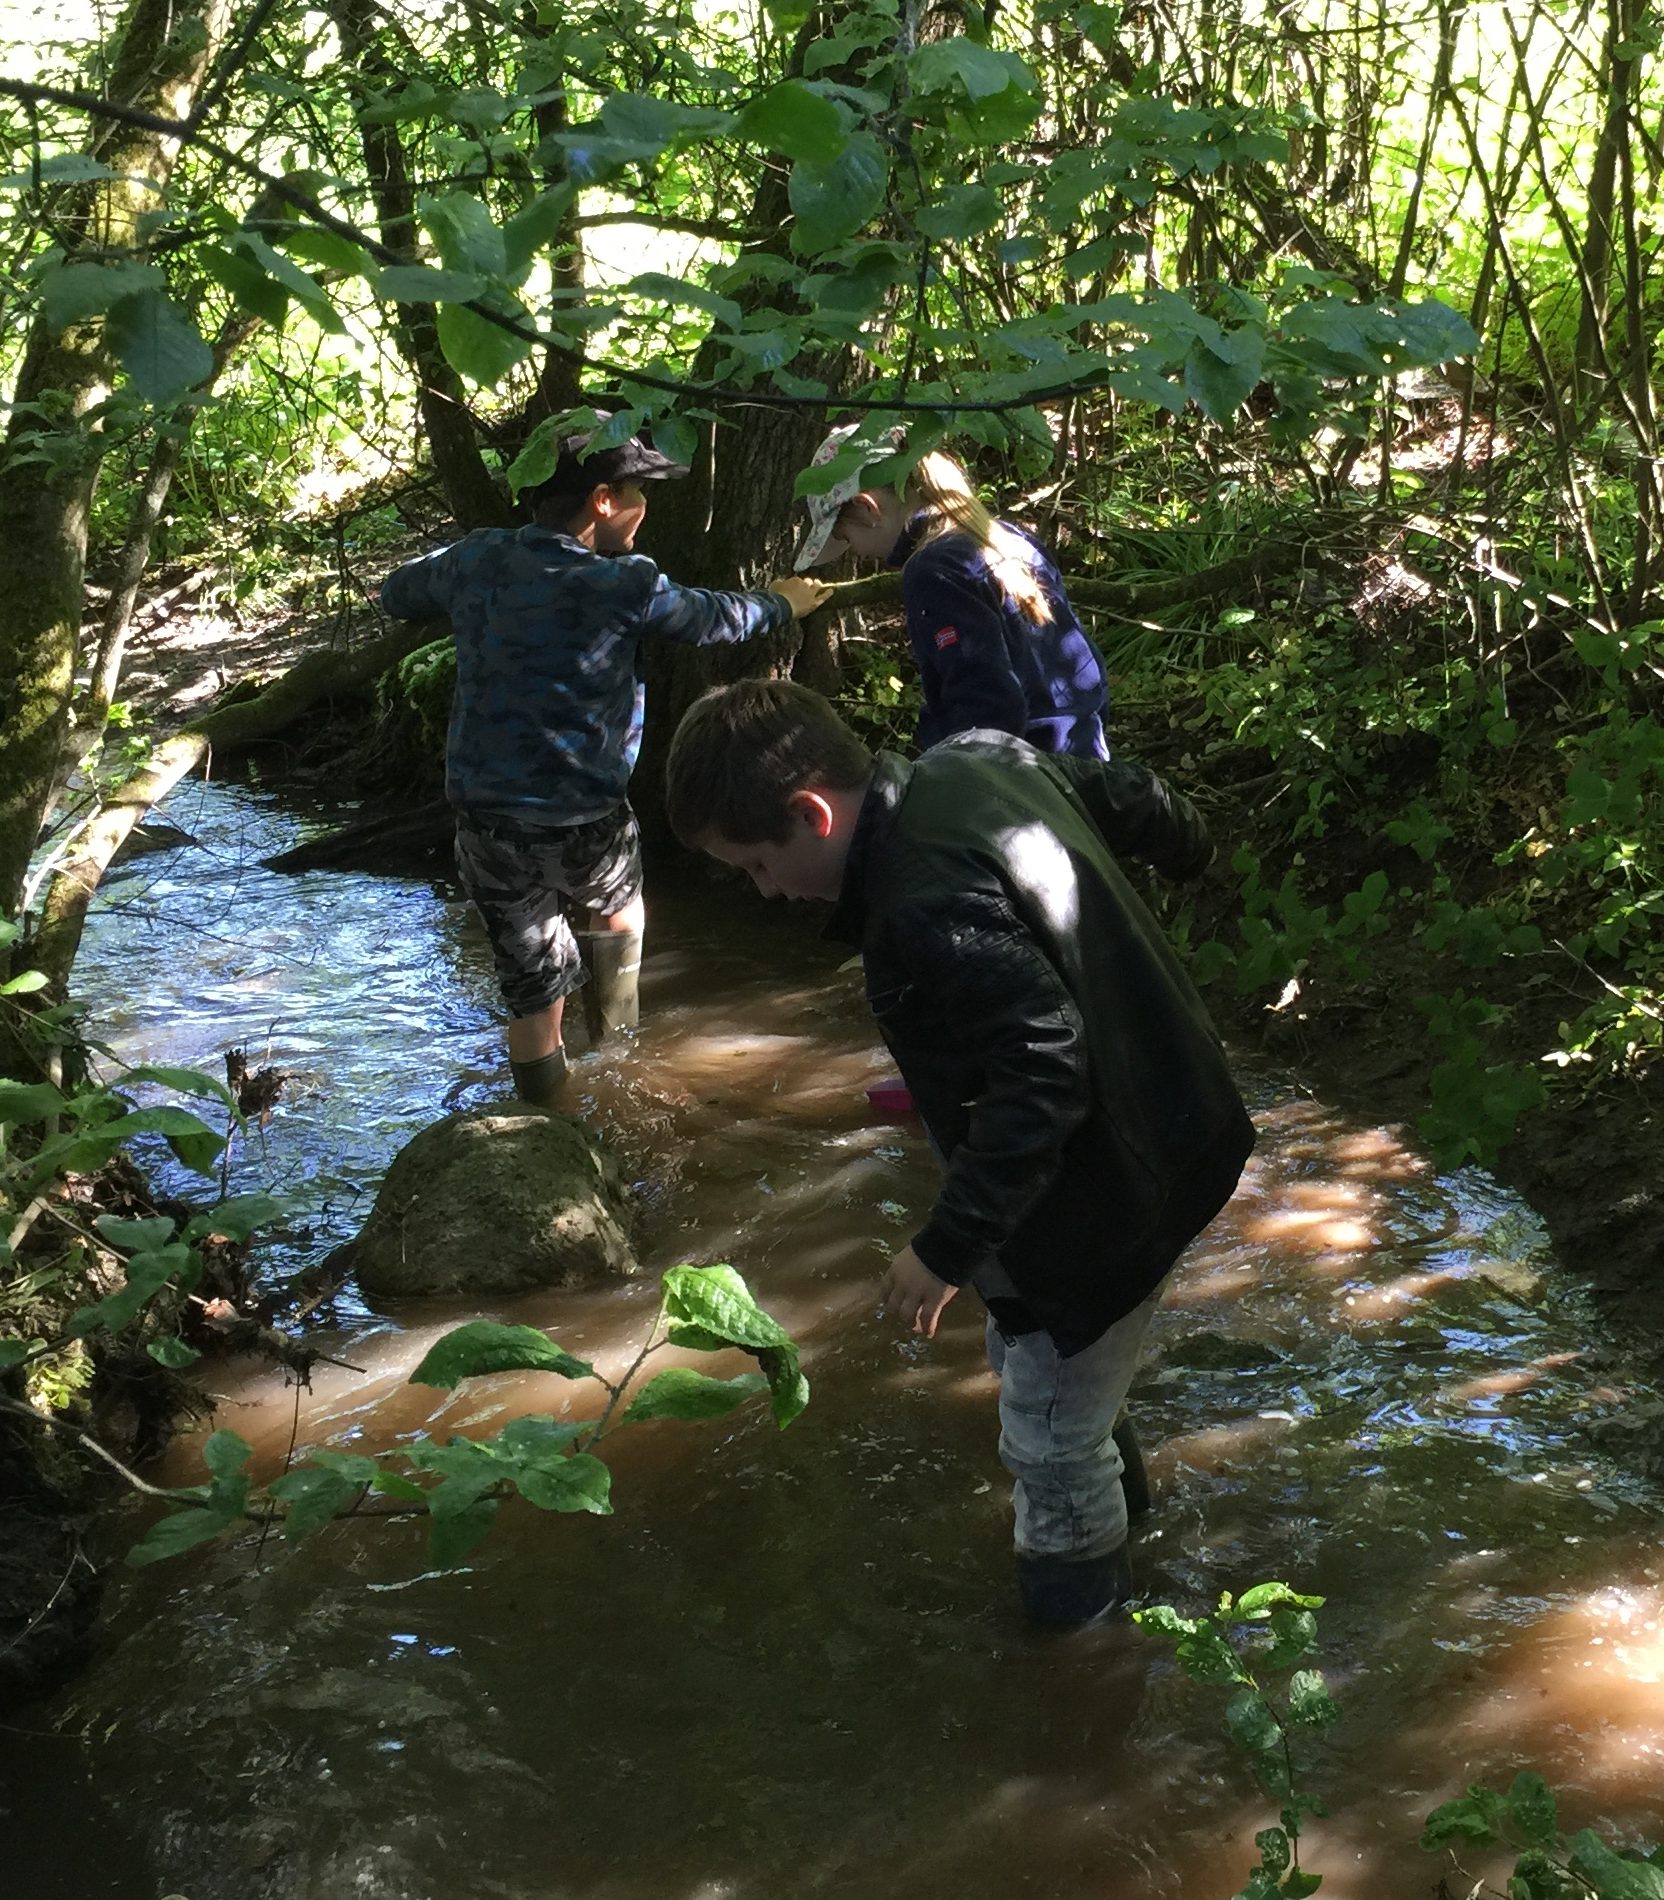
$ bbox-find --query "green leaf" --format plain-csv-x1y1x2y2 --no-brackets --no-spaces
1505,1772,1559,1850
69,1244,189,1334
0,1080,68,1126
789,132,888,255
1237,1582,1325,1617
99,1103,225,1175
420,190,507,277
1225,1686,1282,1754
408,1320,596,1390
0,1339,33,1369
1133,1603,1201,1637
1286,1668,1340,1728
203,1428,253,1484
652,415,699,468
915,184,1003,241
1567,1833,1664,1898
40,259,162,330
120,1063,236,1111
106,290,213,404
95,1214,178,1254
1184,330,1266,423
910,39,1035,102
374,263,486,303
755,1342,810,1428
626,271,741,330
623,1367,769,1424
1,968,49,995
1421,1785,1509,1849
198,242,290,326
126,1506,237,1566
659,1264,792,1351
1,152,124,188
511,1448,613,1514
1282,1872,1322,1898
1175,1620,1251,1684
1256,1828,1292,1877
146,1337,202,1368
281,225,369,276
1263,1607,1320,1669
502,185,578,278
371,1467,429,1501
738,80,849,164
267,1463,363,1541
436,299,532,386
182,1192,281,1244
428,1497,498,1568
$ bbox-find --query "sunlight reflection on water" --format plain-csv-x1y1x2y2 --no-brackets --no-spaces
13,777,1664,1900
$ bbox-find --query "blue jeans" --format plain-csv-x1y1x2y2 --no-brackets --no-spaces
984,1290,1161,1560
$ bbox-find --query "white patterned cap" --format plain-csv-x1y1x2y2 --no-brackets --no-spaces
793,423,908,570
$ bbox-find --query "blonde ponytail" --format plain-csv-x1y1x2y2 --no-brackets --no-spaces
903,450,1053,626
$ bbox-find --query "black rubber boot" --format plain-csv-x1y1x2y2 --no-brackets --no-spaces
582,928,642,1044
509,1049,568,1109
1016,1542,1134,1630
1114,1411,1152,1523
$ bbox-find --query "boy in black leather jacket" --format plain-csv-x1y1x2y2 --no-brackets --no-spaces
664,679,1255,1629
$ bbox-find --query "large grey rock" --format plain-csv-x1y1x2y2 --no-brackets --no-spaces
345,1106,637,1296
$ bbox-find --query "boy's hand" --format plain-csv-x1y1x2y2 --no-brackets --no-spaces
879,1244,958,1339
768,575,837,619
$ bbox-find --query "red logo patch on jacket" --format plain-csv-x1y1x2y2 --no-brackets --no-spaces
934,625,959,650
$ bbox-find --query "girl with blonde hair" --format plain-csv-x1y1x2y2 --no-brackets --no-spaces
794,426,1111,758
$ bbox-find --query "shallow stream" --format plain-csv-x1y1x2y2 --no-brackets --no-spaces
5,778,1663,1899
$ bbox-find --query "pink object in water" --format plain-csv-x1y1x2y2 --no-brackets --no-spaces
866,1077,916,1115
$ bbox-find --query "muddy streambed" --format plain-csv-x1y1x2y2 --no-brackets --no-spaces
3,778,1662,1899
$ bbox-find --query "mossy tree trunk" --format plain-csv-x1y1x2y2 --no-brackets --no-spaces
0,0,233,933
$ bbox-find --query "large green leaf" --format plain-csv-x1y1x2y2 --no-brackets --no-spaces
106,290,213,404
660,1264,791,1351
1184,329,1266,423
1285,1668,1340,1729
267,1463,364,1542
1566,1833,1664,1898
120,1063,235,1111
375,264,486,304
622,1367,769,1424
39,259,161,331
789,132,888,255
198,242,290,326
502,185,578,278
427,1498,498,1568
436,299,532,386
909,40,1035,102
126,1505,238,1567
420,190,507,278
94,1214,178,1254
915,184,1002,241
0,1339,33,1369
232,232,343,334
510,1448,613,1514
626,272,740,331
69,1244,190,1335
1237,1582,1325,1617
1225,1686,1282,1754
146,1337,202,1368
737,81,849,164
408,1320,596,1389
0,1080,67,1126
182,1192,281,1244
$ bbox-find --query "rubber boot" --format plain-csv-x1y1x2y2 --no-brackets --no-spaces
582,927,642,1044
1114,1411,1152,1523
1016,1542,1134,1631
509,1048,568,1110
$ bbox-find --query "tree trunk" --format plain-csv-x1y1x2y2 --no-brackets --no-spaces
327,0,513,532
0,0,233,929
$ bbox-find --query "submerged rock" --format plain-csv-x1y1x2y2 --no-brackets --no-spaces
341,1106,637,1297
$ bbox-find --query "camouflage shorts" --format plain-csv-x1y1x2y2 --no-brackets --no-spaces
454,804,643,1018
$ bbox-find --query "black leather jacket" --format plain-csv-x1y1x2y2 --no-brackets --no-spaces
824,733,1255,1354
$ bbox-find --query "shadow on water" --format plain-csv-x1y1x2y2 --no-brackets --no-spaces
4,779,1663,1899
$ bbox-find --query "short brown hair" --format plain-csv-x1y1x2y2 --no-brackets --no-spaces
665,679,873,847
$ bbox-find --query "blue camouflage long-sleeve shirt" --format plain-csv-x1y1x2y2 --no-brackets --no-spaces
380,526,792,827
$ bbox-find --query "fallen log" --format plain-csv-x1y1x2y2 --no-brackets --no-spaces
260,795,453,874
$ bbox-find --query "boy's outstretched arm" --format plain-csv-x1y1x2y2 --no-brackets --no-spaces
379,545,457,621
635,566,832,646
1046,753,1215,880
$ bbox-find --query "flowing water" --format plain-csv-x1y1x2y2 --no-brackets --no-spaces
5,777,1663,1900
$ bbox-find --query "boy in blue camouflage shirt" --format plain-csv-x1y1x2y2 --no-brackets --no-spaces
380,417,832,1105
